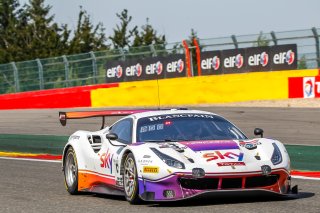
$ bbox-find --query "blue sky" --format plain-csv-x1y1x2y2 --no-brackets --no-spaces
19,0,320,43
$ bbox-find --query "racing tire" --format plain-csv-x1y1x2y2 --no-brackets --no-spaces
123,153,141,204
63,146,79,195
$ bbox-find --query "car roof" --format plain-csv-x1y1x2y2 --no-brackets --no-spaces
128,109,218,120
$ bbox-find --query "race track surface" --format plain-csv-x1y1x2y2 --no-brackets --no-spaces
0,106,319,145
0,158,319,213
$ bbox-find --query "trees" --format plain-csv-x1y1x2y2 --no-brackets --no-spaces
254,31,270,47
132,18,165,47
109,10,166,52
109,9,135,50
0,0,110,64
0,0,25,63
68,7,108,54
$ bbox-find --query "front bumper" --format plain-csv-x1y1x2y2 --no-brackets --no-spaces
138,168,295,201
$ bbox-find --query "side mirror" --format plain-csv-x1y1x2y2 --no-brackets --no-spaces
106,133,118,140
254,128,264,138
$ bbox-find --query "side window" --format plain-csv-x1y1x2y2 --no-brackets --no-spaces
110,118,133,144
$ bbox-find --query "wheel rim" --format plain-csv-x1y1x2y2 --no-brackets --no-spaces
65,152,77,187
124,157,136,198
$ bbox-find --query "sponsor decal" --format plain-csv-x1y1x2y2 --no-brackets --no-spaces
217,162,245,167
138,159,153,165
177,59,184,73
105,54,186,83
286,50,295,65
235,54,244,68
148,114,215,122
248,52,269,67
200,51,222,75
126,63,142,77
145,61,163,75
224,53,244,69
143,166,159,173
99,149,113,173
303,77,315,98
212,56,220,70
201,44,296,75
116,65,123,78
203,151,244,162
271,44,297,70
167,59,184,73
106,65,123,78
140,124,164,133
181,140,239,152
201,56,220,71
273,49,295,65
288,76,320,99
239,140,261,150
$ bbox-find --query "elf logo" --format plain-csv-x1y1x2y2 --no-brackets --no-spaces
201,56,220,70
273,50,295,65
106,65,123,78
116,65,123,78
126,63,142,77
248,52,269,67
167,59,184,73
146,61,163,75
224,54,244,69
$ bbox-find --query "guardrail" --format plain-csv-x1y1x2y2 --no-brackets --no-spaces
0,27,319,94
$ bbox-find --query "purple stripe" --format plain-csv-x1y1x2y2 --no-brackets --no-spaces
180,140,239,151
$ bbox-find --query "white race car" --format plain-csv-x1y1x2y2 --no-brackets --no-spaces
59,108,297,204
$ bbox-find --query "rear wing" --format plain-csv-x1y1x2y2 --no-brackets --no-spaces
59,109,152,129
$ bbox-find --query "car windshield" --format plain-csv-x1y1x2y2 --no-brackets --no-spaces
136,113,247,142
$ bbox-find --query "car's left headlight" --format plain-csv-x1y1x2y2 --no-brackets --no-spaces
271,143,283,165
150,148,185,169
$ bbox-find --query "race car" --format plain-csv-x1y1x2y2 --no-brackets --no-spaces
59,108,297,204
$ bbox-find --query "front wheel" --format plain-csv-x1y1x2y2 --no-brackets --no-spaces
63,146,79,194
123,153,141,204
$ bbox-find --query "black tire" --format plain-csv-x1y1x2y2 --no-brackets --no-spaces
123,153,141,204
63,146,79,195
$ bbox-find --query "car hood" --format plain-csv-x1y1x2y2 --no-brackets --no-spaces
133,139,286,172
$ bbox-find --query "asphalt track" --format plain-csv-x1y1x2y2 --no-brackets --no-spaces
0,106,320,212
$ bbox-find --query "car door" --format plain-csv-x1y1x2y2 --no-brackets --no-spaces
94,118,133,179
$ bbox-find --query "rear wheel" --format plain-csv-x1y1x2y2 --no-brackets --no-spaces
63,146,78,194
123,153,141,204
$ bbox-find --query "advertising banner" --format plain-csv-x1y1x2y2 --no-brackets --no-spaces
199,51,222,75
221,48,247,74
245,46,271,72
199,44,297,75
270,44,297,71
105,54,186,83
288,76,320,98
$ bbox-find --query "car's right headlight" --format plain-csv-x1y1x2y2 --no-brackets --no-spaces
271,143,283,165
150,148,185,169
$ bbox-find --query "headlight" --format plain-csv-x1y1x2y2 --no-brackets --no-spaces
150,148,185,169
271,143,282,165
